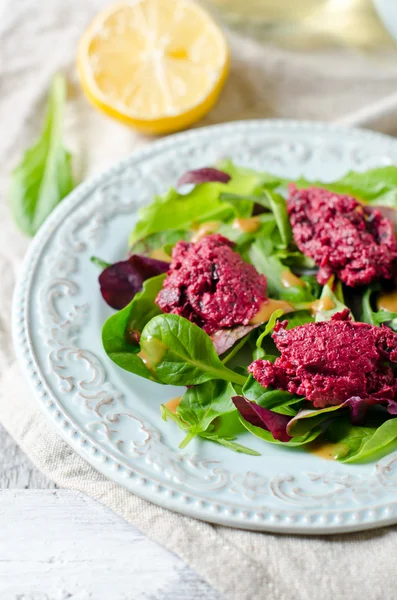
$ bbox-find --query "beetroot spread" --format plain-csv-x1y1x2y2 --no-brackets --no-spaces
155,234,267,334
288,185,397,287
249,311,397,410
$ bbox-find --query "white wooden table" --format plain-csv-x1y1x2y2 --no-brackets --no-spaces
0,424,222,599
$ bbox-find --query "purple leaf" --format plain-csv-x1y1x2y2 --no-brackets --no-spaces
387,399,397,415
210,324,259,355
232,396,291,442
98,255,169,310
177,167,231,187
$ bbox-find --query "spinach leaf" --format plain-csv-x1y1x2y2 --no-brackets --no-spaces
9,74,74,236
242,376,302,416
318,416,397,463
130,229,189,255
101,274,166,381
161,396,260,455
361,285,397,331
287,404,346,437
199,433,261,456
249,237,313,304
140,314,247,386
340,418,397,463
238,417,321,446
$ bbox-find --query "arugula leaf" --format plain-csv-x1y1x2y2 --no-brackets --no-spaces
262,190,292,249
283,310,314,330
296,166,397,207
101,275,166,381
218,159,281,191
217,214,276,250
140,314,247,386
176,380,236,446
130,186,233,245
361,285,397,331
219,187,291,248
9,74,74,236
219,192,255,218
255,309,283,357
275,250,316,270
129,162,272,245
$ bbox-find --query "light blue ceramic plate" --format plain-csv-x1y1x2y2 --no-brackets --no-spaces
12,120,397,533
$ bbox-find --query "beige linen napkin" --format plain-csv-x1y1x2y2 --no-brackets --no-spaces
3,2,397,598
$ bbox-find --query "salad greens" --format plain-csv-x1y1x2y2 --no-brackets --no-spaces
172,379,236,447
361,284,397,331
295,166,397,207
96,160,397,464
9,74,74,236
102,275,166,381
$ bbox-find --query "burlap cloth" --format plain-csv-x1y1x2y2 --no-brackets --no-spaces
2,2,397,598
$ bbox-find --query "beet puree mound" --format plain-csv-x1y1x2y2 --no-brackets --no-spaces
249,311,397,410
156,234,267,334
288,185,397,287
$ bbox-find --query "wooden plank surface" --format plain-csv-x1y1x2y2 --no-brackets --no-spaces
0,424,55,489
0,425,222,600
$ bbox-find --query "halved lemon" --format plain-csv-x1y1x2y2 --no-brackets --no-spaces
77,0,230,134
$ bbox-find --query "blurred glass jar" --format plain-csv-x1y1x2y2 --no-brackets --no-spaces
204,0,393,49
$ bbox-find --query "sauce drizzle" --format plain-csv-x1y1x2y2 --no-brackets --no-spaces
150,248,172,263
311,296,336,315
377,289,397,313
250,298,294,325
307,439,349,461
280,269,305,289
232,217,261,234
138,339,167,372
164,396,182,414
191,221,220,243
